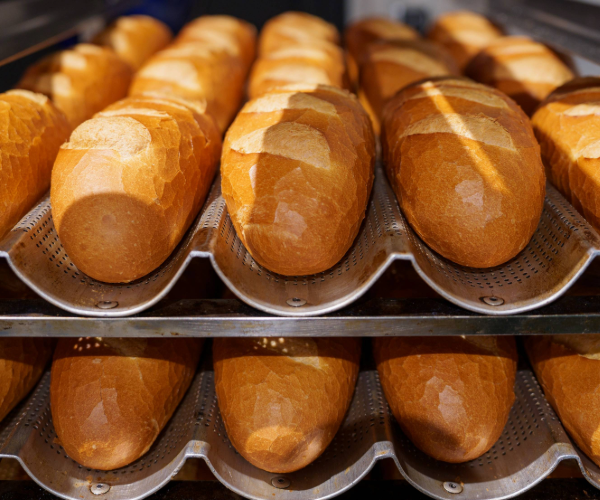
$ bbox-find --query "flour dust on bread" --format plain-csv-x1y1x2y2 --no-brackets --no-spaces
381,77,545,268
221,84,376,276
51,94,221,283
51,338,203,470
374,335,517,463
213,337,361,473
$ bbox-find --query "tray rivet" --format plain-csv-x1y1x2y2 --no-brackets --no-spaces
443,481,463,494
481,296,504,306
90,483,110,495
271,476,291,489
96,301,118,309
286,297,306,307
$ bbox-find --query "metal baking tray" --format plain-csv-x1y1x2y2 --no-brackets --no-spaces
1,164,599,318
1,350,599,500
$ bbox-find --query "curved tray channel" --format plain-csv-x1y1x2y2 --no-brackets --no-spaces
1,355,600,500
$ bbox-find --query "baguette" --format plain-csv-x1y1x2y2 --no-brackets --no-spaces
374,336,517,463
213,337,360,473
130,38,247,133
358,39,459,133
525,335,600,467
381,77,545,268
427,11,503,71
176,15,257,74
0,339,54,422
17,44,132,129
248,41,348,98
258,11,339,56
466,36,575,115
93,15,172,70
0,90,70,239
221,84,375,276
531,77,600,230
344,17,420,87
51,338,202,470
51,94,221,283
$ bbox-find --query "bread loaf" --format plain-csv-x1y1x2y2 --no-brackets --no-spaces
0,338,54,422
0,90,70,239
176,15,257,74
213,337,360,473
427,11,503,71
248,41,348,98
466,36,575,115
221,84,375,276
51,94,221,283
258,12,339,56
130,35,248,132
374,336,517,463
344,17,420,86
93,15,172,70
526,335,600,468
358,39,459,133
51,338,202,470
531,77,600,230
17,44,132,129
381,77,545,268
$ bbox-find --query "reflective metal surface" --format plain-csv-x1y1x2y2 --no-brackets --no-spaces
1,353,599,500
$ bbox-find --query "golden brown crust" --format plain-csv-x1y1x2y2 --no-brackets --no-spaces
531,77,600,231
50,94,221,283
17,44,133,129
258,12,339,56
0,90,70,238
344,16,420,86
374,336,517,463
466,36,575,115
213,337,360,472
358,38,459,133
525,335,600,468
0,338,54,422
221,84,375,276
51,338,203,470
176,15,257,74
381,77,546,268
427,11,503,71
93,15,172,71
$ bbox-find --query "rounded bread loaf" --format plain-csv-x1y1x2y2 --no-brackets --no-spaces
358,38,459,132
51,94,221,283
221,84,375,276
344,16,420,86
525,334,600,468
466,36,575,115
0,338,54,422
130,40,246,132
531,77,600,230
374,335,517,463
17,44,132,129
93,15,172,70
176,15,257,74
213,337,361,473
381,77,545,268
248,41,348,98
51,338,202,470
258,11,339,56
427,11,503,71
0,90,70,238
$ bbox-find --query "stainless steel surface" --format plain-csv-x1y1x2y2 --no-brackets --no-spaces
2,167,599,318
1,352,599,500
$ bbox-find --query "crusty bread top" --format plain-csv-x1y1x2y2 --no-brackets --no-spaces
93,15,172,70
259,11,340,55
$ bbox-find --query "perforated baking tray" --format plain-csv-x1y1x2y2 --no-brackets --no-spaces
1,166,599,317
1,352,600,500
